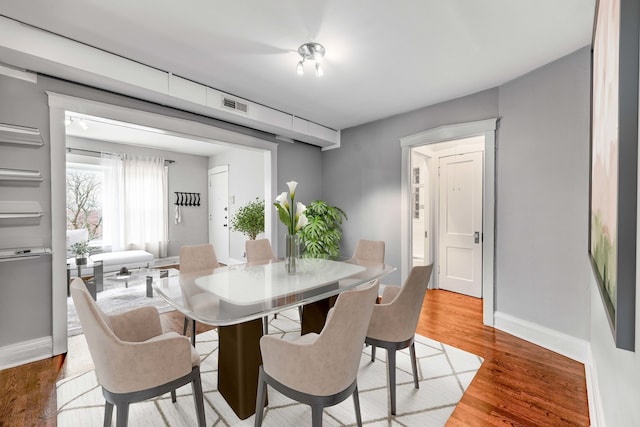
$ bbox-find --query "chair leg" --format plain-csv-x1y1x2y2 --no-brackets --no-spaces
115,402,129,427
183,316,189,335
171,390,177,402
311,403,323,427
192,371,206,427
254,369,267,427
352,384,363,427
297,305,303,320
370,345,376,362
103,401,114,427
410,342,419,389
191,319,196,346
387,349,397,415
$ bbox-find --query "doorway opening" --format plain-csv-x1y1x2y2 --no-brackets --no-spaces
400,119,497,326
48,92,278,354
411,136,484,298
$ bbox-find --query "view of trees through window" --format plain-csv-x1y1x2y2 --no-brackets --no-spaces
66,165,104,241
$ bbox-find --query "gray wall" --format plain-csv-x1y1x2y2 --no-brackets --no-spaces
0,74,53,347
496,47,592,339
323,89,499,284
274,140,322,257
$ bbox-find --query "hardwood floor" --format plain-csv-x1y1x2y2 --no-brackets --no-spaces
420,290,589,426
0,289,589,426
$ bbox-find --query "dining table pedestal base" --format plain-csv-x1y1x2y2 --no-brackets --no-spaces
218,318,266,420
300,295,337,335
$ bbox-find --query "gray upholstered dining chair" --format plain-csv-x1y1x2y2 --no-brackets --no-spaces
245,238,278,264
351,239,385,263
255,280,380,427
179,243,219,345
70,278,206,427
365,264,433,415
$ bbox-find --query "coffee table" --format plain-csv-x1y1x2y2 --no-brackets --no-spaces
103,267,179,297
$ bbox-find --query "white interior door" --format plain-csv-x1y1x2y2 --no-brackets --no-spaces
209,166,229,263
438,151,483,297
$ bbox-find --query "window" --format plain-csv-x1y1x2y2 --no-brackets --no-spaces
66,152,169,257
66,157,105,243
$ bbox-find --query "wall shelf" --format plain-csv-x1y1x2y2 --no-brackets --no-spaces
0,123,44,147
0,168,43,183
0,201,44,226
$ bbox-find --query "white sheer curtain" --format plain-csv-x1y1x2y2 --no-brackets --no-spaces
101,153,123,252
102,153,168,258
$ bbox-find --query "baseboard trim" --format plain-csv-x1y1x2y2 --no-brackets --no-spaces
584,350,605,427
0,336,53,370
494,311,590,363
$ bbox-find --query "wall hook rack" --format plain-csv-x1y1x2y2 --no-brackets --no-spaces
174,192,200,207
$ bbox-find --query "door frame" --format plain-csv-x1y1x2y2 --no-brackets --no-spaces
400,118,497,326
47,92,278,355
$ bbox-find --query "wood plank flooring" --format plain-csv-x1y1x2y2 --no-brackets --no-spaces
0,289,589,426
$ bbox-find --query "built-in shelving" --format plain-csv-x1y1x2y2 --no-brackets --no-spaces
0,168,43,183
0,123,44,147
0,247,51,262
0,201,44,226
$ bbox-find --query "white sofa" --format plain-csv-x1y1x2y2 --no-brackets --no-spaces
66,229,154,274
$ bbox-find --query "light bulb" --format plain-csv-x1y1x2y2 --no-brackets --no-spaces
296,61,304,75
315,62,323,77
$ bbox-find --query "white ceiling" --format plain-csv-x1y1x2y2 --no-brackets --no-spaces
0,0,595,142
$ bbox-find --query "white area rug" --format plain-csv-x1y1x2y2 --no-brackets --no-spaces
57,308,483,426
67,280,174,337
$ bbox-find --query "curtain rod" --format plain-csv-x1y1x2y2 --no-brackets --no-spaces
66,147,175,164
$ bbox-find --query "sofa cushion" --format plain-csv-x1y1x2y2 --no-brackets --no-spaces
67,250,154,273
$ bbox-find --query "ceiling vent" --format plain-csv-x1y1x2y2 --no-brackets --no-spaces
222,97,248,113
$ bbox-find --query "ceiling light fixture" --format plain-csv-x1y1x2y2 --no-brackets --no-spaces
296,42,325,77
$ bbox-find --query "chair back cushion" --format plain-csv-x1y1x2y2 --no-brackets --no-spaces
367,264,433,343
179,244,219,273
352,239,385,263
245,239,277,264
261,281,379,396
70,278,124,391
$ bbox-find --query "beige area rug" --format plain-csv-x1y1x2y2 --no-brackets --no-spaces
57,308,483,426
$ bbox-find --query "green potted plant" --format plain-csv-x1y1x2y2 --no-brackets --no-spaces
70,240,90,265
299,200,347,259
230,197,265,240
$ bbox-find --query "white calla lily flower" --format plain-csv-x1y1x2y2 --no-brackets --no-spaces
295,213,308,231
286,181,298,198
275,192,289,209
296,202,306,218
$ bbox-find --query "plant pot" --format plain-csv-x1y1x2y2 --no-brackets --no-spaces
76,256,87,266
